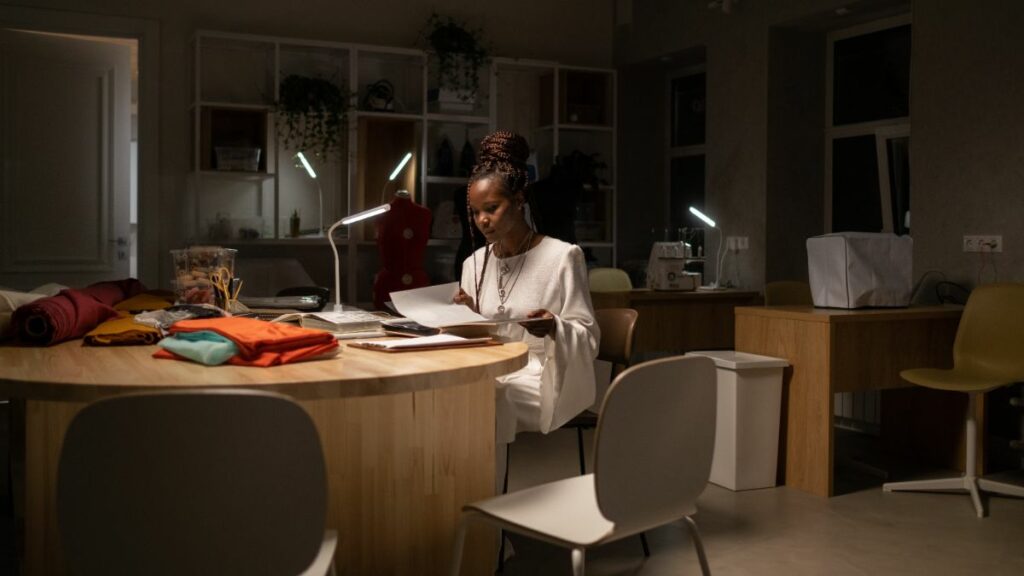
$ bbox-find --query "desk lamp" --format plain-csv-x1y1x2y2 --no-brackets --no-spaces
296,152,323,235
327,204,391,311
380,152,413,203
688,206,727,289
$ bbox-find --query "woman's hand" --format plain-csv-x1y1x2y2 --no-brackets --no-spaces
453,288,477,312
521,309,556,338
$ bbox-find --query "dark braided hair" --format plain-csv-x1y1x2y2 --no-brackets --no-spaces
468,130,531,194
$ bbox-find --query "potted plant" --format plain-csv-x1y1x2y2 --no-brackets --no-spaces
422,12,489,105
276,74,348,159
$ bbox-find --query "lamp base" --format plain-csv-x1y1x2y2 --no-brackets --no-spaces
696,285,728,292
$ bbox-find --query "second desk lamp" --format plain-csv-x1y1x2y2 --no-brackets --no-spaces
688,206,727,290
327,152,415,311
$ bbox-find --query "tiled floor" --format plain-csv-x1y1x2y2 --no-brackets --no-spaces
497,428,1024,576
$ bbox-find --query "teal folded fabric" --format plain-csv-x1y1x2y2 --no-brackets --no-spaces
157,330,238,366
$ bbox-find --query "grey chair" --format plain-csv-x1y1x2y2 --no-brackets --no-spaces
58,389,337,575
452,355,718,576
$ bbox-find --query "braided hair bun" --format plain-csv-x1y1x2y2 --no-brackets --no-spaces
469,130,530,194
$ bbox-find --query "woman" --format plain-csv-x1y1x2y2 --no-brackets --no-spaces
455,130,599,445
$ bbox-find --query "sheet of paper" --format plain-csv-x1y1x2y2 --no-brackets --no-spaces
351,334,488,350
389,282,488,328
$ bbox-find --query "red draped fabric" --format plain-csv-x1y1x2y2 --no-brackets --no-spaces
11,278,146,346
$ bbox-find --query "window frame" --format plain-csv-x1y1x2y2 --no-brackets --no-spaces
824,14,911,234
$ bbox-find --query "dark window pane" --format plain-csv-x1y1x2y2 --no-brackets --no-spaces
833,25,910,125
887,136,910,234
670,155,706,257
670,73,705,147
832,136,881,232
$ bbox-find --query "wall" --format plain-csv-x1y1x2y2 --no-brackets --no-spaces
6,0,614,288
616,0,1024,293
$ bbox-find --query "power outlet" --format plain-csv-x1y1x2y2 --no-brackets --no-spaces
726,236,749,251
963,235,1003,253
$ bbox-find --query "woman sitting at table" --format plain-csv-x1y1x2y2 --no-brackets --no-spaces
455,130,599,446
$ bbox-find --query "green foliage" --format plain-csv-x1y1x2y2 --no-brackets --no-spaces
277,75,348,159
423,12,490,100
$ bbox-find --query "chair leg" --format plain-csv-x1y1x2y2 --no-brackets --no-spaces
683,516,711,576
449,514,471,576
882,392,988,517
576,426,587,476
977,477,1024,498
497,445,511,572
571,547,585,576
639,532,650,557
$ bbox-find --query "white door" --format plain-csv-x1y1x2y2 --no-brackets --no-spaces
0,29,131,289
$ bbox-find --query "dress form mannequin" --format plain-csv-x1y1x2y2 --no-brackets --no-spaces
373,190,431,310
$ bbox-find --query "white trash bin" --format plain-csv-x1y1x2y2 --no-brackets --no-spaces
686,350,788,491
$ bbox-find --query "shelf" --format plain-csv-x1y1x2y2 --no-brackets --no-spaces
426,113,491,125
194,101,274,111
426,176,468,185
537,123,614,132
354,110,424,121
198,170,275,181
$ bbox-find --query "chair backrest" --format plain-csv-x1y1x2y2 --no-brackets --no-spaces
589,267,633,292
594,308,638,374
58,389,327,576
953,283,1024,381
764,280,812,306
593,355,716,532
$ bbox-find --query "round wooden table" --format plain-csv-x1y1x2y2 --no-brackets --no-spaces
0,340,528,576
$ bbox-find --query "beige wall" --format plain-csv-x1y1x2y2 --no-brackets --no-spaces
6,0,614,288
617,0,1024,294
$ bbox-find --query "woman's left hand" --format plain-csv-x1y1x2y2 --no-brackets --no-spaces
521,309,556,338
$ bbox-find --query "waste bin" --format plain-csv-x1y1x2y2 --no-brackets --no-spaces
686,350,788,491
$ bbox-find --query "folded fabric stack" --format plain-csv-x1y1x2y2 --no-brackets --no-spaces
11,278,146,346
154,316,339,367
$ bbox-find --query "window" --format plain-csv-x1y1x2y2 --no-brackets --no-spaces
667,67,707,258
826,17,911,235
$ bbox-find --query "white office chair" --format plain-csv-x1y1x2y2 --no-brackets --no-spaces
57,389,337,576
451,355,717,576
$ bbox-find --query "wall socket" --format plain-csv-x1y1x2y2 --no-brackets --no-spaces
963,235,1002,253
726,236,749,251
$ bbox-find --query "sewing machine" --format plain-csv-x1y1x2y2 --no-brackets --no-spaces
646,242,700,291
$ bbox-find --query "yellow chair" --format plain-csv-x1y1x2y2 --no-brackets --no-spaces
764,280,812,306
883,283,1024,517
588,267,633,292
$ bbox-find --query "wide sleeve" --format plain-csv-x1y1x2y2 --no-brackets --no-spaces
538,245,601,433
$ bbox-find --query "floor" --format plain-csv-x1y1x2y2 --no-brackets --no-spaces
498,428,1024,576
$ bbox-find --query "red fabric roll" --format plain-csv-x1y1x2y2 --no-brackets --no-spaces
12,278,146,346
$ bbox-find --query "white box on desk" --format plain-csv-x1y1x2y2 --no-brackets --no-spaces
807,232,913,309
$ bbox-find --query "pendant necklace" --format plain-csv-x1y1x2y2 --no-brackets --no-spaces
494,230,534,314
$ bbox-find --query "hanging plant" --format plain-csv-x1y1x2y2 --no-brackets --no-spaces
276,74,348,159
422,12,490,101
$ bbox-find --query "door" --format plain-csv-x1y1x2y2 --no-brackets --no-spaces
0,29,131,289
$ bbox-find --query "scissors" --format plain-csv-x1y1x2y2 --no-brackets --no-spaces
211,266,242,309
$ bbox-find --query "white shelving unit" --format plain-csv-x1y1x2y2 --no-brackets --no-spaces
190,31,615,306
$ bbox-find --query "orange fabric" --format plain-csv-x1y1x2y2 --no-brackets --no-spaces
153,316,338,367
84,313,161,346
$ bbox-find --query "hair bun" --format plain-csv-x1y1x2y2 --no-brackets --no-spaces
479,130,529,168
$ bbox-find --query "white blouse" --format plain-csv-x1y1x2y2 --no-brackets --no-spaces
461,236,600,441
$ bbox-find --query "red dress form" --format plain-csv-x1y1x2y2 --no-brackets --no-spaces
373,193,432,310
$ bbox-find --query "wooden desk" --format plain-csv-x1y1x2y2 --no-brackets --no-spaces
0,341,528,576
734,305,963,497
591,289,761,355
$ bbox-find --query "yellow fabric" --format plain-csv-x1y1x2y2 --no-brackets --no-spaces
84,314,161,346
113,292,174,313
902,283,1024,392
